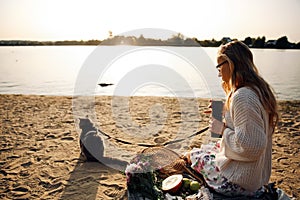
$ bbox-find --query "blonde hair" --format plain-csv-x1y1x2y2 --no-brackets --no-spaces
218,41,278,129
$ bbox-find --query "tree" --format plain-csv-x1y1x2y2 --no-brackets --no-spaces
276,36,289,49
252,36,265,48
243,37,253,46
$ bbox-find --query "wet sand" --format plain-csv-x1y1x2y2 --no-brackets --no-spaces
0,94,299,199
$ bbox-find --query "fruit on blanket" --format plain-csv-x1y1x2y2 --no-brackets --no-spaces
182,178,191,189
190,181,200,192
162,174,183,193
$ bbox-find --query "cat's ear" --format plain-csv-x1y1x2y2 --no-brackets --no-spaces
79,117,89,123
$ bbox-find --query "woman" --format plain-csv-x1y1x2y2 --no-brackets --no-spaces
188,40,278,197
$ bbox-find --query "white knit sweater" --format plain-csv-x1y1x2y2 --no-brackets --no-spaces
216,87,273,192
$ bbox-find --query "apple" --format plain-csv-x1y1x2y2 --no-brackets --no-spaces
162,174,183,194
190,180,200,192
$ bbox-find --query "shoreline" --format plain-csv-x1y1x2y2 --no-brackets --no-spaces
0,94,299,199
1,93,299,101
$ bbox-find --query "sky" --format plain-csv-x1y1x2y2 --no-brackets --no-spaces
0,0,299,42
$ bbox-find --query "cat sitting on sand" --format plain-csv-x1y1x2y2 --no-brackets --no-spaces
78,117,128,171
79,117,104,162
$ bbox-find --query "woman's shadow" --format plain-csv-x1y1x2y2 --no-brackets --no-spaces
60,118,128,200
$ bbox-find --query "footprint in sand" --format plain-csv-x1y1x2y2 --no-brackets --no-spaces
61,136,75,140
6,185,30,199
17,169,30,178
103,184,125,198
154,137,168,144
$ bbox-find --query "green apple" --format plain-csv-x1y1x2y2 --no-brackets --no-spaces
182,178,191,189
190,180,200,192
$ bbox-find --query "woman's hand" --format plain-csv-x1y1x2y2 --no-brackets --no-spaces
204,100,225,135
209,117,225,135
204,100,212,114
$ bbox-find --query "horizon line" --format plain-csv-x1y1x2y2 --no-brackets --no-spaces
0,35,299,43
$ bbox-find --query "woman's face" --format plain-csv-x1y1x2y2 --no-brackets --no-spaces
216,57,231,82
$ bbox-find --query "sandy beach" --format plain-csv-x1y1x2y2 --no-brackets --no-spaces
0,94,299,199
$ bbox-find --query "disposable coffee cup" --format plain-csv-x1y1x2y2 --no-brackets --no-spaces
211,100,224,138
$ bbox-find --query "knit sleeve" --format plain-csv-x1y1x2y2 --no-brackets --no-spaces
222,88,267,162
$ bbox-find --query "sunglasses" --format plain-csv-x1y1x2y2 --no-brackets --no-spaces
216,60,228,69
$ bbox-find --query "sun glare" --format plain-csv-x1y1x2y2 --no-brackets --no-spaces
0,0,299,41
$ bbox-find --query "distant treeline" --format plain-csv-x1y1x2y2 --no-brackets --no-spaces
0,39,101,46
1,34,299,49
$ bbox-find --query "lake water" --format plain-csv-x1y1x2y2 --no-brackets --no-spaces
0,46,299,100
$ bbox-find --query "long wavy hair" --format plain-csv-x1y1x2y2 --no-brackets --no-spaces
218,40,278,129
